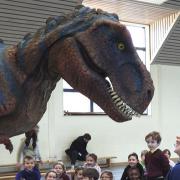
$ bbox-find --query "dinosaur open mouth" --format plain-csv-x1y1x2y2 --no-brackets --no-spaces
105,79,141,119
76,39,141,120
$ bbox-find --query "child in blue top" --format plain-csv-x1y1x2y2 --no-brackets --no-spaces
167,136,180,180
16,155,41,180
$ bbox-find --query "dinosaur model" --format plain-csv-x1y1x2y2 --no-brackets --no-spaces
0,6,154,152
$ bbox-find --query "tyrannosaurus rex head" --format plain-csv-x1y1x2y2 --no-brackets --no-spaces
49,7,154,122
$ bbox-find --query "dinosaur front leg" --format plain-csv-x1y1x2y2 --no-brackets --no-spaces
0,135,13,153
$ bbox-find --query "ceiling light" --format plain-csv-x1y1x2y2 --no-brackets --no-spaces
136,0,167,5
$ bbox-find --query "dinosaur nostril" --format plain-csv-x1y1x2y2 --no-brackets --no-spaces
147,89,152,101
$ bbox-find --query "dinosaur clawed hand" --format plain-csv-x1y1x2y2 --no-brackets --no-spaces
0,135,13,153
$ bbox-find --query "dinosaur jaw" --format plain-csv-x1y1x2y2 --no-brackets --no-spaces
86,77,140,122
85,75,141,122
106,80,141,119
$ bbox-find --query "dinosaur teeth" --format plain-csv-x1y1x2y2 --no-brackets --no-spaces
116,101,123,106
112,95,119,100
113,97,121,104
108,89,113,93
110,92,117,96
107,86,141,119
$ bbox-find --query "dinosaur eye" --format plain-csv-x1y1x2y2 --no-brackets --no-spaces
117,42,125,50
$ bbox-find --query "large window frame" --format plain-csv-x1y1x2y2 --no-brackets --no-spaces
63,23,150,116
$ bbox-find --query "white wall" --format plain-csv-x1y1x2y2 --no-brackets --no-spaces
0,64,180,165
157,65,180,154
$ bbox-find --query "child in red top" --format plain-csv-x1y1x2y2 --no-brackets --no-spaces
144,131,170,180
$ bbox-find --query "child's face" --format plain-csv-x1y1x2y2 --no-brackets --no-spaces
146,136,159,151
100,173,112,179
128,169,140,180
24,159,35,171
174,137,180,156
76,170,83,180
54,164,63,174
82,177,94,180
46,172,57,180
128,156,138,167
163,151,170,159
86,156,96,166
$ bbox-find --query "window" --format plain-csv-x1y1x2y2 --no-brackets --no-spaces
63,23,149,115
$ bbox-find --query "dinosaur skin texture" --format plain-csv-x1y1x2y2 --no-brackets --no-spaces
0,6,154,152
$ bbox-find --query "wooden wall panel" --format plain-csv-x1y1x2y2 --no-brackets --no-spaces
152,14,180,65
150,13,179,59
0,0,80,45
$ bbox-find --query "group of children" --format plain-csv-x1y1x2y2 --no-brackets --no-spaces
15,153,105,180
15,131,180,180
120,131,180,180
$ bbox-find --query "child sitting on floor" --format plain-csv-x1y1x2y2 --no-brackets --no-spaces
53,162,70,180
127,166,143,180
121,152,144,180
44,170,57,180
73,167,84,180
100,171,113,180
166,136,180,179
83,153,101,175
15,155,41,180
162,149,175,168
82,168,99,180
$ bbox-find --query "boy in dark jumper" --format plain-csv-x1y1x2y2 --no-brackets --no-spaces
144,131,170,180
15,155,41,180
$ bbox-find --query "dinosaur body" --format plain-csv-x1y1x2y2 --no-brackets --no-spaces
0,6,154,152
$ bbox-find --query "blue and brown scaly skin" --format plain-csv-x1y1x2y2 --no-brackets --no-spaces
0,6,154,152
